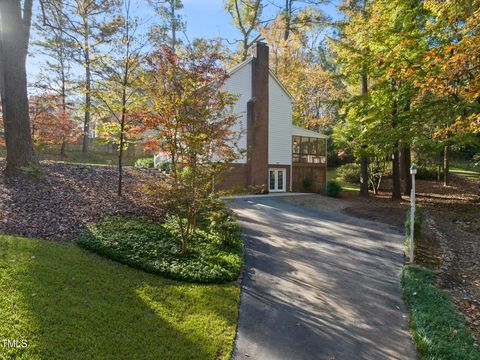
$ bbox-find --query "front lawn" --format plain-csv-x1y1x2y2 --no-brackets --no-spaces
0,235,240,360
77,215,243,283
327,168,360,192
402,266,480,360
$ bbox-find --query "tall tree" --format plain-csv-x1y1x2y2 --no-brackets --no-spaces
262,15,343,130
93,0,149,196
224,0,264,61
149,0,184,52
40,0,120,157
35,0,75,158
279,0,327,41
0,0,38,175
333,0,373,197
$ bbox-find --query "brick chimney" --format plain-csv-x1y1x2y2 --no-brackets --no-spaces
247,42,269,189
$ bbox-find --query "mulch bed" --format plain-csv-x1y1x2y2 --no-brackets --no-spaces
0,161,158,241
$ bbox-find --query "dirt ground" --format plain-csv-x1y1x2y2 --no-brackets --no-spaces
0,161,157,240
284,175,480,341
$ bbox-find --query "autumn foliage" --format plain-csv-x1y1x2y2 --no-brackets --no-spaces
29,93,79,149
139,41,239,251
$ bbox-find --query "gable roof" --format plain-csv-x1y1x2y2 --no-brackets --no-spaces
227,56,296,102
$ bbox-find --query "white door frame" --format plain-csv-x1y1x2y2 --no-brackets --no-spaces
269,168,286,192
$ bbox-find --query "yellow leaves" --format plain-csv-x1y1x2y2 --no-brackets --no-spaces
435,114,480,139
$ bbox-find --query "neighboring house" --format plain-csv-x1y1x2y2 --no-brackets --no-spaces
219,42,327,193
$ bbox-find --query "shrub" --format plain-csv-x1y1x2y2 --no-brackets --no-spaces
157,160,172,172
326,180,342,197
336,163,360,183
135,157,155,169
405,207,422,259
473,153,480,168
302,177,314,190
77,215,243,283
416,165,442,180
19,161,43,178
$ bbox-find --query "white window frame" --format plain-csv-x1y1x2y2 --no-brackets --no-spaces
269,168,286,192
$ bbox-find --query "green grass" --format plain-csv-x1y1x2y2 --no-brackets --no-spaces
77,215,243,283
401,266,480,360
327,168,360,191
0,234,240,360
450,167,480,179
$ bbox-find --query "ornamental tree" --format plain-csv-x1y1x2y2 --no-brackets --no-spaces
29,93,80,154
139,40,239,252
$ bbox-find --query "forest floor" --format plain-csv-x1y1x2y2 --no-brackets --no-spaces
289,174,480,341
0,160,158,240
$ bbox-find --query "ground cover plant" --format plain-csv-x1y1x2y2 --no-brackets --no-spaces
77,214,243,283
0,234,240,360
401,266,480,360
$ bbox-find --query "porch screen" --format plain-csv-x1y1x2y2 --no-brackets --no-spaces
292,136,326,164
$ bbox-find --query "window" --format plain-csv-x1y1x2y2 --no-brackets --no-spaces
292,136,300,154
292,136,326,164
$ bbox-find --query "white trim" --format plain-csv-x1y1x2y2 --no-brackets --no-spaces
227,57,253,76
292,125,329,139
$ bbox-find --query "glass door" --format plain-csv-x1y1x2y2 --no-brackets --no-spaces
269,168,286,192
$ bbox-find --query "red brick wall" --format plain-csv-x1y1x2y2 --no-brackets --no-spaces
247,42,269,189
216,163,248,191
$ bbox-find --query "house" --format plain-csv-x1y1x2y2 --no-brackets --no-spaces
219,42,327,193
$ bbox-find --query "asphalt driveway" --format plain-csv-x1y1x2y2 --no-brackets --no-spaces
229,196,417,360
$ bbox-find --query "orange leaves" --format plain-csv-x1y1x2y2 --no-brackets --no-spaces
29,93,80,146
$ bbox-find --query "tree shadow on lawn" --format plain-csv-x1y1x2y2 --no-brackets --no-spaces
0,236,238,360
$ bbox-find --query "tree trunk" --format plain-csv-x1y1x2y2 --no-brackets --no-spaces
392,147,402,200
402,145,412,195
359,67,369,197
0,0,37,175
360,155,369,197
443,145,449,186
82,22,91,157
283,0,291,40
60,140,67,158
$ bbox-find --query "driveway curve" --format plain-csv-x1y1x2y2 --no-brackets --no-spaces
229,196,417,360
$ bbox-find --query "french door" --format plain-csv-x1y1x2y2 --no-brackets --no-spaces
269,168,286,192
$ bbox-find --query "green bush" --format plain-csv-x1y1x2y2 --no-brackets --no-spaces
336,163,360,183
402,266,480,359
157,159,172,172
19,161,43,178
416,165,442,180
77,215,243,283
326,180,342,197
302,177,314,189
135,157,155,169
473,153,480,168
405,207,422,258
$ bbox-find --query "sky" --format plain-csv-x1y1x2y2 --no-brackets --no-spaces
27,0,342,83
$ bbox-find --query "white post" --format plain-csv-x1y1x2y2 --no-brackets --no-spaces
410,164,417,263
